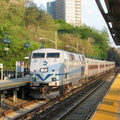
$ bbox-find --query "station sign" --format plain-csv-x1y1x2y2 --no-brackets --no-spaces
16,61,24,72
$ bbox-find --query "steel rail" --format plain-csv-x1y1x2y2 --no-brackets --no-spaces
57,74,116,120
86,75,116,120
56,81,105,120
0,70,115,120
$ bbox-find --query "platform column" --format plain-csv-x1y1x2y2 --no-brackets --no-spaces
22,88,25,99
13,88,19,102
1,90,7,108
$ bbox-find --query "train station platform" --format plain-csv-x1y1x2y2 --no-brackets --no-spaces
0,76,30,108
91,74,120,120
0,75,30,90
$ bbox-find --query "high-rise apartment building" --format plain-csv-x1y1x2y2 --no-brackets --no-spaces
47,0,82,26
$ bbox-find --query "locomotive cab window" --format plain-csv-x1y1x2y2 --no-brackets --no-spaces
33,53,45,58
47,53,60,58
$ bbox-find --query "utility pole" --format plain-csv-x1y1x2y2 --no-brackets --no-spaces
76,41,78,53
55,30,57,49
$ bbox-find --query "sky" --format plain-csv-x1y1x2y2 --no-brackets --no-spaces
33,0,116,47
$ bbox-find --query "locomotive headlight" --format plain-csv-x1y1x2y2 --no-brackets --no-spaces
32,78,36,82
44,68,48,72
40,68,48,72
40,69,44,72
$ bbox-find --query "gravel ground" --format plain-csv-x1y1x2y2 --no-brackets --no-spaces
0,97,29,113
62,76,114,120
49,75,115,120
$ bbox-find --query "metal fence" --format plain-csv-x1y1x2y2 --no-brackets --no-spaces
0,68,30,79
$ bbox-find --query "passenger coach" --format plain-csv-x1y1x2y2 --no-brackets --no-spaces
85,58,115,79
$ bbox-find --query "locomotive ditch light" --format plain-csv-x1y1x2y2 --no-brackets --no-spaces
52,78,57,81
32,78,36,81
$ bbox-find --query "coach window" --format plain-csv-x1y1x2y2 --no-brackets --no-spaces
47,53,60,58
71,54,75,60
33,53,45,58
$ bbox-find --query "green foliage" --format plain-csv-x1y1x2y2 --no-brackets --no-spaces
55,19,74,34
0,0,113,69
56,20,111,59
106,48,120,66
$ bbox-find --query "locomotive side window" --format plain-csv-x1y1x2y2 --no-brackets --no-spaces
79,56,81,61
68,54,75,60
71,54,75,60
47,53,60,58
68,54,72,60
74,54,79,61
64,53,68,59
33,53,45,58
82,56,85,61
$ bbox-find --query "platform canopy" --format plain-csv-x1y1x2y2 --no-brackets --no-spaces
96,0,120,45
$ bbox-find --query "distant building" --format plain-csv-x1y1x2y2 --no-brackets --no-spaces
47,2,55,19
47,0,82,26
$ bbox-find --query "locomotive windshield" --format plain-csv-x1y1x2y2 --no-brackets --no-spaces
47,53,60,58
33,53,45,58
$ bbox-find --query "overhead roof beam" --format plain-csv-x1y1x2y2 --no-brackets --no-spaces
113,36,120,45
95,0,106,19
106,14,120,22
96,0,120,45
110,28,120,34
105,0,110,12
112,34,120,37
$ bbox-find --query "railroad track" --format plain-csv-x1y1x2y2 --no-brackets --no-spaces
0,71,115,120
51,74,116,120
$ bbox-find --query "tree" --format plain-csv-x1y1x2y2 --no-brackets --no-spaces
106,47,120,67
106,47,120,66
0,0,113,69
